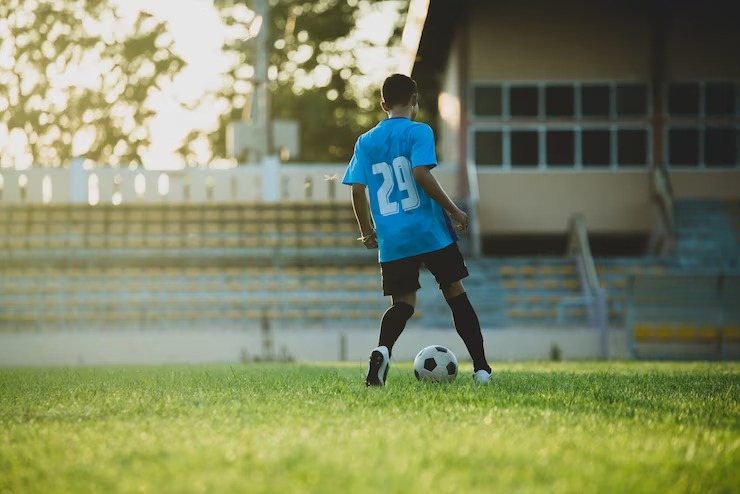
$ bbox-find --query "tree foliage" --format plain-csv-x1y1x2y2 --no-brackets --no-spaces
0,0,185,167
178,0,405,164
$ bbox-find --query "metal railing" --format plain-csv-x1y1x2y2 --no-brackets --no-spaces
649,165,676,255
567,213,609,357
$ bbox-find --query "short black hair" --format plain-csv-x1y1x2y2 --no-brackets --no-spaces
381,74,418,107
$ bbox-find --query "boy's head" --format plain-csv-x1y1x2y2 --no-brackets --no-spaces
381,74,418,117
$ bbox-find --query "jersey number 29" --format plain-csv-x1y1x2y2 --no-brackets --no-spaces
371,157,420,216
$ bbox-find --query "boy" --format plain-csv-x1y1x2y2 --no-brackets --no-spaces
342,74,493,386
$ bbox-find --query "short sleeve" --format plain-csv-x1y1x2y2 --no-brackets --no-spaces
409,124,437,170
341,140,368,185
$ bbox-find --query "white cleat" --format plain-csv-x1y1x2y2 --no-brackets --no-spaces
473,369,493,384
365,346,390,387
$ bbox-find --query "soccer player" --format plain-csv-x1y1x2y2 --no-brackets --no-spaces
342,73,493,387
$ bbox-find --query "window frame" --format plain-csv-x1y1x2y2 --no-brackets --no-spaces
665,124,740,169
471,124,651,170
470,81,652,121
663,81,740,168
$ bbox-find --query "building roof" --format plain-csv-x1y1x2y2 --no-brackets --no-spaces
409,0,471,80
398,0,471,121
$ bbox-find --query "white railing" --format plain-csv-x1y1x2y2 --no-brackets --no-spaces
0,162,351,205
0,161,458,206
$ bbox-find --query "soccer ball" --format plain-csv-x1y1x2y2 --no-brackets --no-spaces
413,345,458,382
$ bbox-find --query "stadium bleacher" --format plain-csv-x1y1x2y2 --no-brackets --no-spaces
0,202,365,262
622,199,740,360
0,202,385,332
673,199,740,268
627,273,740,360
2,197,739,361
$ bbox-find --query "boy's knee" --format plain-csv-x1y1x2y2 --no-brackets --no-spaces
389,301,415,320
442,280,465,300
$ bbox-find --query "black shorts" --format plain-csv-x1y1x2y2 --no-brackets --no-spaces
380,242,469,296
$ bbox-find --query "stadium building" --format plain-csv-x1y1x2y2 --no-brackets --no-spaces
0,0,738,365
403,0,740,256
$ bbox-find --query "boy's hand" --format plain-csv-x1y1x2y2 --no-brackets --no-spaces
450,208,469,231
357,231,378,249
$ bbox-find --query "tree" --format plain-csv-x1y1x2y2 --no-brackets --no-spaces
178,0,406,165
0,0,185,167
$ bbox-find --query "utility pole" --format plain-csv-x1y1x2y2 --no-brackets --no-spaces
252,0,279,201
253,0,273,161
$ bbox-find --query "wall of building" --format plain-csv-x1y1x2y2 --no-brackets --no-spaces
475,170,652,234
0,326,628,367
666,2,740,80
669,170,740,200
467,0,651,82
442,0,739,234
436,32,463,167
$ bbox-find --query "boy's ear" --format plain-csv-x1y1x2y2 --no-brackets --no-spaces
381,100,389,112
410,93,418,106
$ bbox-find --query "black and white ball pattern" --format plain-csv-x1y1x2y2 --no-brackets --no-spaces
413,345,458,382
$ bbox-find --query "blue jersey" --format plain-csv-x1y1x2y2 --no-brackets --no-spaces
342,117,458,262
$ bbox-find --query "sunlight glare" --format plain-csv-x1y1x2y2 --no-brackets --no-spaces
249,16,263,38
42,174,52,204
88,174,100,206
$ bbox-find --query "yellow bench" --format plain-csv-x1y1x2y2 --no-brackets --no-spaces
633,323,720,343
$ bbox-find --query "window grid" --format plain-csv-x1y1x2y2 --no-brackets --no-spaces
471,81,649,120
574,82,583,121
665,81,740,119
664,81,740,168
471,126,651,170
470,80,739,169
609,126,619,169
538,126,546,169
665,125,740,168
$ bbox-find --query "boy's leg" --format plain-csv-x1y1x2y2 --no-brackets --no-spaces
424,244,492,375
366,292,415,387
378,292,416,354
366,257,420,386
442,281,492,374
377,256,421,356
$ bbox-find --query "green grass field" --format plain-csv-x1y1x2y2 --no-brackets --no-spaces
1,361,738,494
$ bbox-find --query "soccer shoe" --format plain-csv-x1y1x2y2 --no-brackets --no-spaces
365,346,390,387
473,369,493,384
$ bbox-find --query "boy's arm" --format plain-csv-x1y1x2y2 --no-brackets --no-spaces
412,166,468,231
350,184,378,249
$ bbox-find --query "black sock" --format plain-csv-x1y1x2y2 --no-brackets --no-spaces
446,292,491,373
378,302,415,357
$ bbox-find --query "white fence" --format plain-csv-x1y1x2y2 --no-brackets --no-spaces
0,162,353,205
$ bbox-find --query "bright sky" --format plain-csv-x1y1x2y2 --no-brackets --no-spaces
0,0,404,169
115,0,403,169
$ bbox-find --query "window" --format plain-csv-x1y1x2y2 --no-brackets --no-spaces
545,86,574,117
668,83,700,116
474,86,503,116
469,81,664,169
474,130,503,165
510,86,539,117
616,84,648,117
704,127,737,166
511,131,539,166
581,85,610,117
546,130,575,166
617,129,648,166
705,83,736,116
582,129,611,167
669,128,700,166
664,82,739,168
